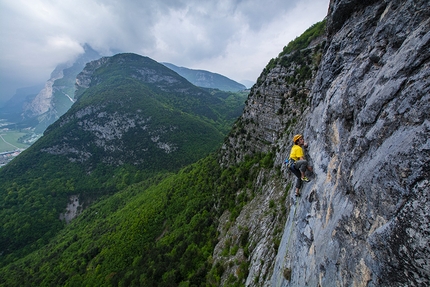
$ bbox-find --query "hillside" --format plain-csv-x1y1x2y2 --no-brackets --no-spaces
0,0,429,286
0,53,247,268
0,153,278,286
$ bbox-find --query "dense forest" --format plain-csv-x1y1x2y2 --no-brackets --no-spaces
0,151,278,286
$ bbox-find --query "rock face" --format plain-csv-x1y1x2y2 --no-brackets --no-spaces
218,0,429,286
215,23,326,286
24,65,66,118
276,0,430,285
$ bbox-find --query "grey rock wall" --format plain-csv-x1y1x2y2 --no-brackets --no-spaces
273,0,429,286
214,37,324,285
215,22,325,287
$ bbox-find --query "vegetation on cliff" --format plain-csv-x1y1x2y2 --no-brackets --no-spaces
259,20,326,83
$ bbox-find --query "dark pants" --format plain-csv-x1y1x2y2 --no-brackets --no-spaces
290,159,308,190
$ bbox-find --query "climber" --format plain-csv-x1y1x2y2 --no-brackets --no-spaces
288,134,313,197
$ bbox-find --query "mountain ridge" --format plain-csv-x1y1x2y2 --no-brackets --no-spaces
0,53,247,268
0,51,247,141
162,62,247,92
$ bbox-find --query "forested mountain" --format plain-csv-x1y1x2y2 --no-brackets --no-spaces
0,53,247,271
162,63,247,92
1,0,429,286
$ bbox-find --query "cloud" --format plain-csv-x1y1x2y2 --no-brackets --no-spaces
0,0,329,100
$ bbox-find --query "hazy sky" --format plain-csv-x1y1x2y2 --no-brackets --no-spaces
0,0,329,101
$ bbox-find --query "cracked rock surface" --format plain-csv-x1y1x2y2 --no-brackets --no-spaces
272,0,429,286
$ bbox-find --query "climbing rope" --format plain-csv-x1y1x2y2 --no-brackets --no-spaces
276,186,301,286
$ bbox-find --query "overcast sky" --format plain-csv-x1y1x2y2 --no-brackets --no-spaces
0,0,329,101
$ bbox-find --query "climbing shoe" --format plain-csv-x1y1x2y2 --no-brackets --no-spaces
301,176,310,182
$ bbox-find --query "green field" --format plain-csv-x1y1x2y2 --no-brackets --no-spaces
0,130,31,152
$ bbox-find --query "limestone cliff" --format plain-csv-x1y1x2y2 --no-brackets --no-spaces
274,0,429,284
217,0,429,286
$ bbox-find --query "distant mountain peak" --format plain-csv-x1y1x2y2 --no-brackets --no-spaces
3,43,103,133
162,62,246,92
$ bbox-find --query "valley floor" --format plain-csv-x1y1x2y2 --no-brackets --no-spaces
0,128,31,167
0,149,24,167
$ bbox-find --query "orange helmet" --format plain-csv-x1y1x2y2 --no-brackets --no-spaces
293,134,303,143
